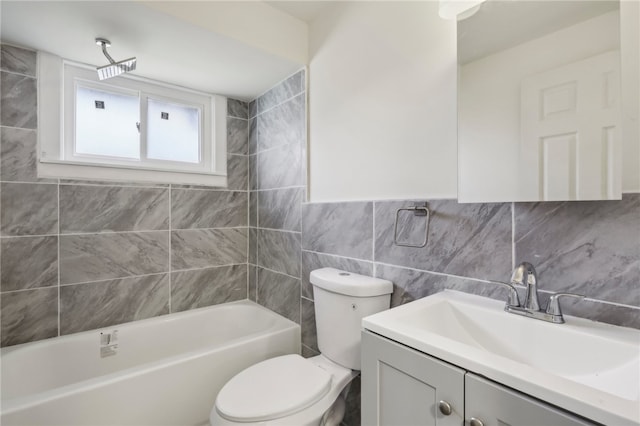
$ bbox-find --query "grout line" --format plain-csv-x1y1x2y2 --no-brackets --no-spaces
57,183,61,336
172,263,247,274
301,249,374,264
256,265,301,281
0,180,58,186
511,202,516,270
372,201,377,277
0,125,37,132
0,69,36,79
168,184,173,313
253,227,301,235
58,272,170,287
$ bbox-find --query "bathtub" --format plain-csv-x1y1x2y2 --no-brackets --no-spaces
1,300,300,426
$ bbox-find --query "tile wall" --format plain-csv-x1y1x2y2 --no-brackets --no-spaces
0,44,251,346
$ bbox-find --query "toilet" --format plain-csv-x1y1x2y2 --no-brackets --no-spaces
210,268,393,426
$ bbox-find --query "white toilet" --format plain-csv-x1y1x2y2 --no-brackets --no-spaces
210,268,393,426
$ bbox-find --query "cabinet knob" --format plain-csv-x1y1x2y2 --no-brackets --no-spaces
438,400,452,416
469,418,485,426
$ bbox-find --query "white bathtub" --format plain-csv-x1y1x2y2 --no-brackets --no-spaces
1,300,300,426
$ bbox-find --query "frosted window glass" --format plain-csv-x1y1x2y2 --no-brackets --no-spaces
75,86,140,159
147,98,200,163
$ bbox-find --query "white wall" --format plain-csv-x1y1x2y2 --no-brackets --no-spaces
458,11,623,202
621,0,640,193
308,1,457,202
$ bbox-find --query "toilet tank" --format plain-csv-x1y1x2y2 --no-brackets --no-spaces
310,268,393,370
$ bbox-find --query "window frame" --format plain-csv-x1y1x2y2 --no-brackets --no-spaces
38,52,228,186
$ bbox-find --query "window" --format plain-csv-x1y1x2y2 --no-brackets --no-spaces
38,53,227,186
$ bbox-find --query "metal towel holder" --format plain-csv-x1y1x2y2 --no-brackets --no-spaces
393,202,431,248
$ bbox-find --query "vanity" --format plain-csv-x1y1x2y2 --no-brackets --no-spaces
361,291,640,426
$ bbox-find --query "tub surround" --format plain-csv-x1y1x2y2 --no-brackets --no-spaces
0,44,251,347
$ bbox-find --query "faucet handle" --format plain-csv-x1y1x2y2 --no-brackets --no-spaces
545,293,585,317
489,281,521,307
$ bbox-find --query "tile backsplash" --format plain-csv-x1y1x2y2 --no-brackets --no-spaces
0,44,250,346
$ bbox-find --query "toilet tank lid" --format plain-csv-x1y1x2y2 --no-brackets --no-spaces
310,268,393,297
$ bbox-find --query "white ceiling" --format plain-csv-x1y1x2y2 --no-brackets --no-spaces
266,1,336,22
0,1,308,101
458,0,619,64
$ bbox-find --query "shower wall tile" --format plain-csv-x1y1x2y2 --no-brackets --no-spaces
344,376,361,426
1,287,58,346
227,155,248,191
257,229,301,277
60,232,169,284
558,297,640,329
59,185,169,233
257,94,305,152
375,263,507,308
60,274,170,335
1,183,58,236
257,143,302,189
257,267,300,323
249,118,258,155
258,188,303,231
227,117,248,155
257,70,304,113
302,202,373,260
249,265,257,302
1,44,37,76
249,99,257,119
171,189,247,229
375,200,512,282
249,191,257,227
249,227,257,265
171,228,247,270
171,265,247,311
0,127,49,182
1,71,37,129
249,155,258,190
1,236,57,291
301,251,374,300
301,344,320,359
515,194,640,306
227,99,248,119
301,298,317,351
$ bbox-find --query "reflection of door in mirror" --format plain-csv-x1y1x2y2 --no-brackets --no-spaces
457,0,638,203
520,50,620,201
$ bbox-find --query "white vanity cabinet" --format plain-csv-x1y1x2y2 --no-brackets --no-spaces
361,330,598,426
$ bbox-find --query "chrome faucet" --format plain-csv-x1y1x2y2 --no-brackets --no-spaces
495,262,584,324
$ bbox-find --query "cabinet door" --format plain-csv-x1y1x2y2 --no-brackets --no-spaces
465,373,598,426
361,331,465,426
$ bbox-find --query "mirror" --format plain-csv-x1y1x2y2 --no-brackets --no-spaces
457,0,625,202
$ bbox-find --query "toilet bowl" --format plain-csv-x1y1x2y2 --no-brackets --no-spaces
210,268,393,426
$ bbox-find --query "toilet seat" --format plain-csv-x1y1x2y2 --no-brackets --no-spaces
215,354,332,422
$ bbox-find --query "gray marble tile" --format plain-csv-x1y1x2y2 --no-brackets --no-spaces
515,194,640,306
375,200,512,282
59,185,169,233
171,189,247,229
1,183,58,236
301,298,317,351
559,298,640,329
171,265,247,312
257,229,301,277
1,287,58,347
249,265,257,302
302,202,374,260
301,344,320,358
257,94,305,152
257,140,303,190
249,227,257,265
1,236,57,291
257,71,304,114
62,180,168,188
60,274,170,335
249,155,258,190
249,191,257,227
249,118,258,155
227,155,248,191
227,117,248,155
258,188,302,231
257,267,300,323
249,99,257,118
171,228,247,270
227,99,248,119
375,263,508,308
0,127,52,182
343,376,361,426
60,232,169,284
1,45,36,76
1,71,37,129
301,251,374,300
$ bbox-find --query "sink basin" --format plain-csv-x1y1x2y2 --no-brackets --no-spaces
362,290,640,425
